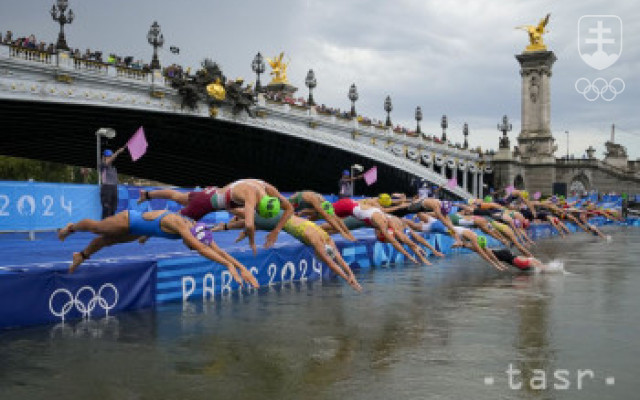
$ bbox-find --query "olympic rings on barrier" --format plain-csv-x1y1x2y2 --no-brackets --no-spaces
575,77,625,102
49,283,119,321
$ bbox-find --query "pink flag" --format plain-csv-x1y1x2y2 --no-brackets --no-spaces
505,185,515,195
363,166,377,186
447,178,457,189
127,126,148,162
533,191,541,200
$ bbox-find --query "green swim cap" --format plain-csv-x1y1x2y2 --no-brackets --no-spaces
321,201,335,215
477,235,487,249
484,195,493,203
258,196,280,219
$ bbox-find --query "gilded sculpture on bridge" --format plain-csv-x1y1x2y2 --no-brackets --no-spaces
266,52,290,84
515,13,550,52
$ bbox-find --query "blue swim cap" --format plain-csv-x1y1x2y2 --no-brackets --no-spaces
342,170,350,176
103,149,113,157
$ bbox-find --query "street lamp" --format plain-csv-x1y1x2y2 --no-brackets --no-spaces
384,95,393,127
348,83,358,117
95,128,116,185
50,0,74,51
463,122,469,149
351,164,364,196
415,106,423,134
441,114,448,141
251,52,265,93
565,130,569,159
497,115,512,149
305,69,317,106
147,21,164,70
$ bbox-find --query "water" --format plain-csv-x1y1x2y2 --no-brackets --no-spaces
1,227,639,400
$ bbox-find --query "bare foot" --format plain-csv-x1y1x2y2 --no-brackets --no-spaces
138,236,149,245
68,252,84,273
137,190,148,205
58,223,74,241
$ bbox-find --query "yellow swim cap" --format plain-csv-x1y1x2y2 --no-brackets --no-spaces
378,193,392,207
521,191,529,200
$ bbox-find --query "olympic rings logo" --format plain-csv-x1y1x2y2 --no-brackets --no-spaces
49,283,119,321
575,77,625,101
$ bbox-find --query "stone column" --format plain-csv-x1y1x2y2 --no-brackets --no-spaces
515,50,557,163
479,172,484,198
463,169,468,192
472,171,478,198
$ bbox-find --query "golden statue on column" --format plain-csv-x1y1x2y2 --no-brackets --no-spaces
515,13,550,52
266,52,290,84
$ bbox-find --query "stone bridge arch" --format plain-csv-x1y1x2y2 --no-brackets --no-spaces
569,172,590,196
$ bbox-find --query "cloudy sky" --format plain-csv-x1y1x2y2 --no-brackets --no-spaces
3,0,639,158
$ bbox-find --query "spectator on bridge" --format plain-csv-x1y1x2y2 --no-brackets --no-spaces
339,169,364,198
100,146,126,219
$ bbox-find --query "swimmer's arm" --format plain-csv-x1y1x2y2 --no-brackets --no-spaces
263,185,294,248
241,196,258,255
178,226,244,285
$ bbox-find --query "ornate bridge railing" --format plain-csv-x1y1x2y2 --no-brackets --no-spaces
0,44,489,198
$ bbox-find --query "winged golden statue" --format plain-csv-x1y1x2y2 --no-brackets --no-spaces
266,52,290,84
515,13,550,52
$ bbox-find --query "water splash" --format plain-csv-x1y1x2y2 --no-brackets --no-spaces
539,259,568,275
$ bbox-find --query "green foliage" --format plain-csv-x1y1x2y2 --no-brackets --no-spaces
0,156,97,183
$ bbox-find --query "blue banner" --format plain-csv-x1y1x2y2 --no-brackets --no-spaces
0,259,155,329
0,181,101,231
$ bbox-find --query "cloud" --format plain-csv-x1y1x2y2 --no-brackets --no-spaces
2,0,638,159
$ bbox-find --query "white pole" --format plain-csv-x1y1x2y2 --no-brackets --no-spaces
97,134,101,185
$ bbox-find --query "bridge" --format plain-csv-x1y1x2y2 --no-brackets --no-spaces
0,44,488,198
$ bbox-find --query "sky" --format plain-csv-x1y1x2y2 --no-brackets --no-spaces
2,0,639,158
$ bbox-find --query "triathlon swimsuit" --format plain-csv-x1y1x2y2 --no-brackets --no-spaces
449,213,475,227
333,198,380,227
419,216,449,234
289,192,314,212
179,186,218,220
491,248,533,270
254,211,327,246
128,210,183,240
495,195,516,206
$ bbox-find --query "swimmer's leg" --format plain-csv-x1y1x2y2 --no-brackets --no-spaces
70,234,139,273
138,189,189,206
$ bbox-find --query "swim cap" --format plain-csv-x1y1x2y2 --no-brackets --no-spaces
321,201,335,215
258,196,281,218
103,149,113,157
378,193,392,207
342,170,350,176
467,198,476,205
558,195,565,201
477,235,487,249
522,219,531,229
484,195,493,203
521,191,529,200
440,200,452,215
190,222,213,245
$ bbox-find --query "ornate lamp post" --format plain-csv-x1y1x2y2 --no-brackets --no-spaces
251,52,266,93
463,122,469,149
415,106,423,134
305,69,317,106
147,21,164,70
441,114,448,141
497,115,512,149
384,95,393,127
50,0,74,51
348,83,358,117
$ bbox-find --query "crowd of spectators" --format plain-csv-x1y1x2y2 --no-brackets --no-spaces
262,91,463,146
3,30,153,72
2,30,476,153
2,31,55,54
